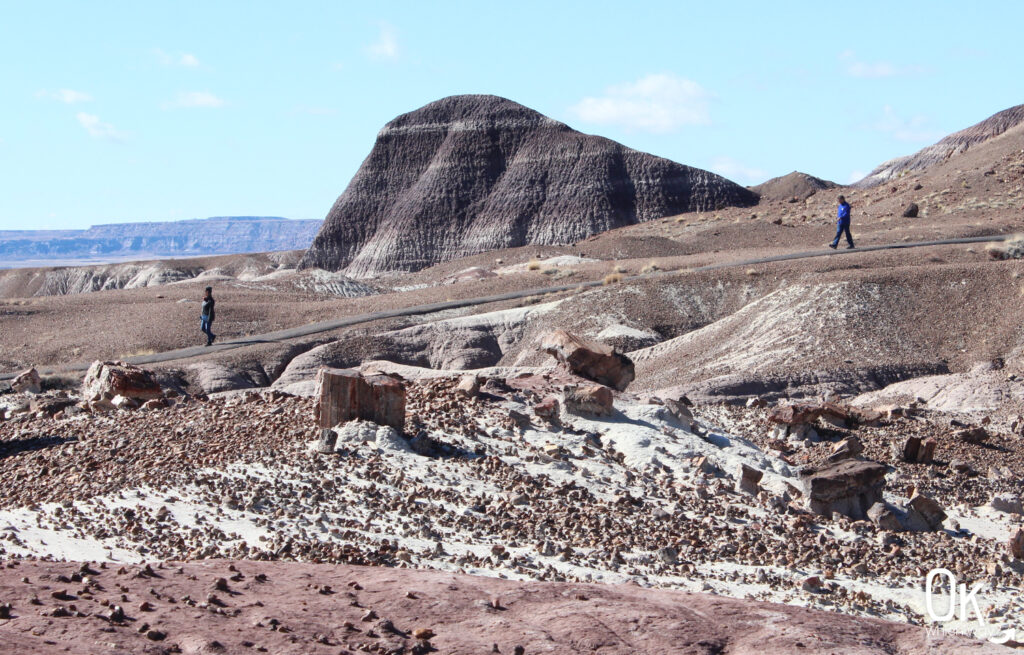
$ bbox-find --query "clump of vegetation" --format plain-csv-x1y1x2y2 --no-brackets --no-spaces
745,268,760,276
603,273,623,285
527,258,541,271
42,373,82,391
987,234,1024,260
640,261,660,274
612,263,626,274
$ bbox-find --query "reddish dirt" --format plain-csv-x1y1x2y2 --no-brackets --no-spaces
0,559,1006,655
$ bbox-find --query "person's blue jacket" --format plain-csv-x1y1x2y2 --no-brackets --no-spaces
837,201,851,224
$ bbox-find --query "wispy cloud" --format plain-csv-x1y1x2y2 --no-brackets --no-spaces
569,73,712,133
868,105,944,143
847,170,867,184
38,89,93,104
163,91,226,109
154,48,202,68
708,156,766,185
76,112,124,142
366,22,399,60
840,50,924,78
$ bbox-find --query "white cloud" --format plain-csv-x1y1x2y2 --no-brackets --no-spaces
154,48,202,68
76,112,124,141
569,73,712,133
869,105,944,143
840,50,923,78
366,23,399,60
708,156,767,185
847,170,867,184
37,89,93,104
163,91,226,109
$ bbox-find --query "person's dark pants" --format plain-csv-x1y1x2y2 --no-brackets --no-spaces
831,221,854,248
201,316,215,344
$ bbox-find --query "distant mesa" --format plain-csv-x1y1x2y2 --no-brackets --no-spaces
854,103,1024,187
750,171,838,203
299,94,759,276
0,216,322,267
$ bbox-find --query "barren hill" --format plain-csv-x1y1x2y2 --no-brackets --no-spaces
751,171,837,201
298,94,758,276
856,103,1024,187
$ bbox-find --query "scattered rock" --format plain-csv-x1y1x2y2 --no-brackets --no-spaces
902,203,919,218
736,464,763,495
82,361,163,402
801,459,886,520
315,367,406,434
11,368,42,394
541,329,635,391
561,384,614,416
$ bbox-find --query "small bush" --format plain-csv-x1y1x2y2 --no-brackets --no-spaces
640,261,660,275
987,235,1024,260
527,258,541,271
42,373,82,391
612,264,626,274
603,273,623,285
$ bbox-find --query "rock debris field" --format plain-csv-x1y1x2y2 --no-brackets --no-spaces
1,358,1022,653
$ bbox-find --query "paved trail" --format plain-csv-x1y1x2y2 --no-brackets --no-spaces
0,235,1005,380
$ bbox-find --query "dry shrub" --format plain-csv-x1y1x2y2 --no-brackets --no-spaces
745,268,760,276
612,264,626,274
987,235,1024,260
527,258,541,271
603,273,623,285
640,261,660,274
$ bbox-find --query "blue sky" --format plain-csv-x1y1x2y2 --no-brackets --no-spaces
1,1,1021,230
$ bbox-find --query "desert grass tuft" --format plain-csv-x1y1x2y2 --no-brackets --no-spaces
603,273,623,285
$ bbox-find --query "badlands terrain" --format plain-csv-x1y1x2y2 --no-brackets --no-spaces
1,97,1024,653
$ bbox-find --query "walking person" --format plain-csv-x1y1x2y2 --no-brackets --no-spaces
200,286,216,346
829,195,854,249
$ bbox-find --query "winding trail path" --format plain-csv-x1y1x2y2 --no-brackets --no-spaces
0,235,1005,380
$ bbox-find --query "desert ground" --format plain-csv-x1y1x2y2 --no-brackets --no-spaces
1,115,1024,653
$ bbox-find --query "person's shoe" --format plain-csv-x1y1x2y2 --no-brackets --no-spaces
204,342,210,347
828,243,837,249
210,334,216,344
846,245,855,249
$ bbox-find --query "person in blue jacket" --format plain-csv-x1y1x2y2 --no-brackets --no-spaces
829,195,854,249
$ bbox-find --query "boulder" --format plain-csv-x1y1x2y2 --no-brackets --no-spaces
827,436,863,462
541,329,635,391
905,492,946,531
768,403,823,426
315,367,406,434
736,464,763,495
867,502,903,531
455,375,481,398
902,436,936,463
11,368,42,394
902,203,919,218
954,426,988,444
562,384,614,416
29,396,76,418
800,459,887,520
82,361,163,402
1010,528,1024,560
532,397,560,422
111,395,139,410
